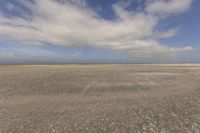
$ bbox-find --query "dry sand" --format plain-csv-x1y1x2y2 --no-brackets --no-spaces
0,64,200,133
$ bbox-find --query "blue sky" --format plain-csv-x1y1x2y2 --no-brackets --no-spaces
0,0,199,64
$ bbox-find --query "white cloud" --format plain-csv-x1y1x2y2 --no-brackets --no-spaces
0,45,75,64
158,28,180,38
0,0,194,59
181,46,195,51
146,0,193,15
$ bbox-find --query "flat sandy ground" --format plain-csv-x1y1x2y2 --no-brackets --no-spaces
0,64,200,133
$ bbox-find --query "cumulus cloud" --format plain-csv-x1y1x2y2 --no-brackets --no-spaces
0,0,194,59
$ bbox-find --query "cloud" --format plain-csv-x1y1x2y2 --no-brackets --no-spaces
181,46,195,51
0,0,194,60
158,28,180,38
0,45,78,64
146,0,193,15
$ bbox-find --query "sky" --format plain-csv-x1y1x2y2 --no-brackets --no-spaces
0,0,200,64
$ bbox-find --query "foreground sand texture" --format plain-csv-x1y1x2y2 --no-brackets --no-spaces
0,65,200,133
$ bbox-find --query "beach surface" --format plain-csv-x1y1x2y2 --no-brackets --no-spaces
0,64,200,133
